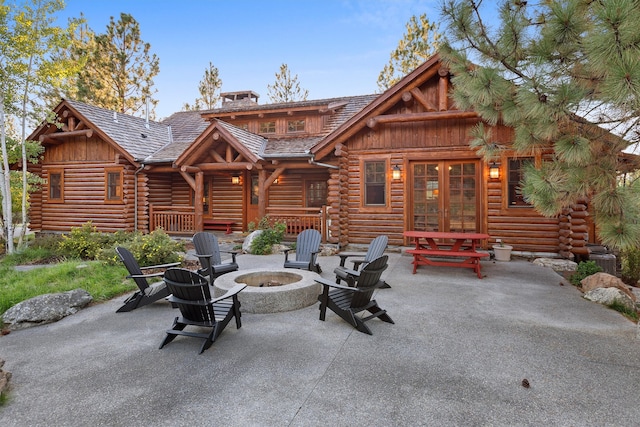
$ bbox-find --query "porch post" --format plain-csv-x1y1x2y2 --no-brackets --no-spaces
195,171,204,232
258,169,267,218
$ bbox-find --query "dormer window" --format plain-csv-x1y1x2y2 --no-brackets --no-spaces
259,121,276,133
287,119,305,133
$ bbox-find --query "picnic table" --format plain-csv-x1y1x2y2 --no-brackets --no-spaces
403,231,490,278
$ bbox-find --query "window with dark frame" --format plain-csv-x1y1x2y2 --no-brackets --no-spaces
105,168,123,202
508,158,533,207
49,170,63,202
364,161,386,205
287,119,305,133
305,180,327,207
259,121,276,133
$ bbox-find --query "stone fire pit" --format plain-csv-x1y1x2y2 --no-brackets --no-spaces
213,268,321,313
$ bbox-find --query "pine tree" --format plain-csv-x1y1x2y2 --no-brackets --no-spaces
183,61,222,111
80,13,160,118
267,63,309,103
440,0,640,250
377,13,441,91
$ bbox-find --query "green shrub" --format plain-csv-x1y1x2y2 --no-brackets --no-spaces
621,247,640,286
250,216,286,255
125,229,184,266
570,260,603,287
58,222,112,260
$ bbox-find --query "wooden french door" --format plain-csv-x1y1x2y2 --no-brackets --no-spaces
411,161,480,233
245,174,260,224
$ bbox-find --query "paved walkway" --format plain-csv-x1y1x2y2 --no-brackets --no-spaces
1,251,638,426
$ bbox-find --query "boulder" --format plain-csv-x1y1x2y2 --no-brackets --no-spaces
580,272,636,301
2,289,92,330
242,230,263,253
583,287,636,312
0,358,10,396
533,258,577,273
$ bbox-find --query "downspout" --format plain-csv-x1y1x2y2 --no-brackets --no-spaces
134,164,144,232
307,151,339,169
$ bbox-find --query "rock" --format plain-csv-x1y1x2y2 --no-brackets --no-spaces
2,289,93,330
580,272,636,301
583,287,636,312
533,258,577,273
0,358,11,396
242,230,263,253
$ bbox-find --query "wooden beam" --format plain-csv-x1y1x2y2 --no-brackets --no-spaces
401,91,414,107
179,170,196,190
39,129,93,142
410,87,437,111
367,110,478,129
180,165,201,173
194,162,255,171
438,68,449,111
209,149,225,163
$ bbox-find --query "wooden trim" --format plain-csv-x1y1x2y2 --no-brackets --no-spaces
359,157,392,213
104,166,124,204
39,129,93,143
367,110,478,130
47,168,64,203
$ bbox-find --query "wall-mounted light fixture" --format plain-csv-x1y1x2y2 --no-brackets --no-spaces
489,162,500,180
231,175,241,185
273,177,279,184
392,165,401,180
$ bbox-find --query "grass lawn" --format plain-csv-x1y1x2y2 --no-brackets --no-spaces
0,258,131,318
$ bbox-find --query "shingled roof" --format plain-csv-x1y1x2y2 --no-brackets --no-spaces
50,93,378,165
260,94,377,158
65,100,171,161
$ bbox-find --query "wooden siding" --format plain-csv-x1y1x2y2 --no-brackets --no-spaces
210,174,243,231
40,162,136,232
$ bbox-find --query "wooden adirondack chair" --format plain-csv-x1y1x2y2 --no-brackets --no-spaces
316,255,393,335
115,247,180,313
193,232,239,282
334,235,388,286
159,268,246,354
283,229,322,273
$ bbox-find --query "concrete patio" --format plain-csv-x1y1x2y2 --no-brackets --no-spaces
0,251,638,426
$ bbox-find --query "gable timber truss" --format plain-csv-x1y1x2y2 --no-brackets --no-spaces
38,108,94,144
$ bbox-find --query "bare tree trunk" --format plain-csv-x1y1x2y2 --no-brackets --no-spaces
18,53,35,249
0,94,15,254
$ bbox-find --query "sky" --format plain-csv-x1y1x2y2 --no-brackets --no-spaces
54,0,447,120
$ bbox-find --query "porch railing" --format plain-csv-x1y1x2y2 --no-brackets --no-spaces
267,206,328,243
149,205,195,235
149,204,328,242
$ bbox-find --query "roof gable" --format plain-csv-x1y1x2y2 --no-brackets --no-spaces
312,54,446,159
174,119,267,167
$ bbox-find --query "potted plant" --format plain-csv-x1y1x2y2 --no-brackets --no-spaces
493,239,513,261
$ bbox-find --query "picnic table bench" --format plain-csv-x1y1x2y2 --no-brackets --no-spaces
203,219,235,234
403,231,490,278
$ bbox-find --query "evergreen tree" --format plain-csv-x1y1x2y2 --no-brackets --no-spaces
377,13,441,91
440,0,640,250
183,61,222,111
81,13,160,118
267,63,309,103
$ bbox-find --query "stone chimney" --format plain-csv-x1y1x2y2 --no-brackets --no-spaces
221,90,259,106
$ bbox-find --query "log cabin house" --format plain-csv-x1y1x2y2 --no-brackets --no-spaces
27,54,605,257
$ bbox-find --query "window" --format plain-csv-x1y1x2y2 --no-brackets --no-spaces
507,158,533,207
287,119,305,133
306,180,327,207
105,167,123,203
259,121,276,133
364,161,386,205
48,169,64,202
